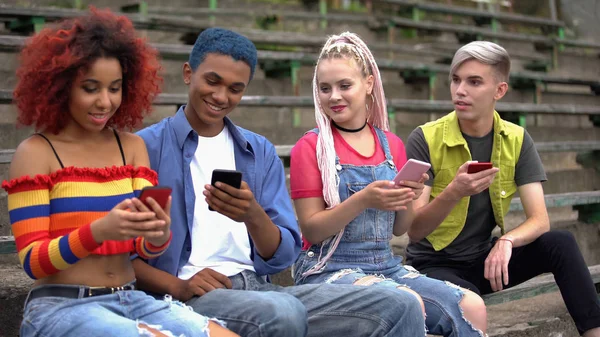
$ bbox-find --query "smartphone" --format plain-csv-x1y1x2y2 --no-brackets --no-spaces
393,159,431,185
467,162,493,174
138,186,172,209
209,169,243,211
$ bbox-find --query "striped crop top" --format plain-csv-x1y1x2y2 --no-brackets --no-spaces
2,165,170,280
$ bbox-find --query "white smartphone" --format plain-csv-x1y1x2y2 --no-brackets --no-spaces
392,159,431,185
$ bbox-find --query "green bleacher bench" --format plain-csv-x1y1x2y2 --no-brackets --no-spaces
1,140,599,166
1,35,599,100
0,3,595,51
385,15,553,45
3,88,600,133
130,5,377,26
375,0,573,63
3,88,600,116
0,89,12,103
121,2,561,71
0,149,12,163
0,4,596,64
124,2,558,66
0,5,444,59
0,235,15,254
430,41,551,64
379,0,565,29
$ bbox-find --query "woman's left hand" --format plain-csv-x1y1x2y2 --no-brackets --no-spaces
395,173,429,200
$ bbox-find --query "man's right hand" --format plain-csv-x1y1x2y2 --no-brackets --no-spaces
174,268,233,302
445,161,499,200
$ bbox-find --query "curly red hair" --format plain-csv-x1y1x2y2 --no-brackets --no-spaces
14,7,162,133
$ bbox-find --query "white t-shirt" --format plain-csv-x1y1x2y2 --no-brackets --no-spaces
177,127,255,280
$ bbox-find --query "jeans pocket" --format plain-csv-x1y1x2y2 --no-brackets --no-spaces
345,183,370,242
292,253,310,284
23,297,71,330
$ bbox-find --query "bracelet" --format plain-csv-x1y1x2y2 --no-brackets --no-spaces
498,238,514,246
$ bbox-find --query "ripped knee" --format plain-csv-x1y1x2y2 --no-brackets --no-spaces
396,286,426,317
353,275,386,286
459,289,487,315
459,289,488,335
137,323,170,337
326,268,360,283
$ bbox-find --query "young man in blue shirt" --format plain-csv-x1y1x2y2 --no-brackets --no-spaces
133,28,425,337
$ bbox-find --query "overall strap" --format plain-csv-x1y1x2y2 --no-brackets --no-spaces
373,127,395,168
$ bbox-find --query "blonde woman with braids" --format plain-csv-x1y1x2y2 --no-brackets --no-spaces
290,32,488,337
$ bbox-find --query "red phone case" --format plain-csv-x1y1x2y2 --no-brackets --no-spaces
139,186,172,209
467,162,493,174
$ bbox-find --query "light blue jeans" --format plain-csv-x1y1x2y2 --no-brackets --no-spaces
21,285,213,337
186,269,426,337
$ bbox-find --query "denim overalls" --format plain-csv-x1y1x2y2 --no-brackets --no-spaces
293,127,483,337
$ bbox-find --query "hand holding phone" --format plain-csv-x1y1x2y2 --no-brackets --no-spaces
467,162,493,174
393,159,431,185
121,186,171,246
138,186,172,209
209,169,243,211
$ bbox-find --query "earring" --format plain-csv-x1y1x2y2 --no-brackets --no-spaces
365,93,375,119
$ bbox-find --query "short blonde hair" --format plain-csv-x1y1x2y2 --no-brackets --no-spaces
450,41,511,82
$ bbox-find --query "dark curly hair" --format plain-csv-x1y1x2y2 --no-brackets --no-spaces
13,7,163,133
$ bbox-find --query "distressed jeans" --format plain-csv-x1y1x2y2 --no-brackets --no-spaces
295,249,483,337
186,269,426,337
20,286,213,337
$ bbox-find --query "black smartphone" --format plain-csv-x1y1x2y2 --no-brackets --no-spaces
209,169,243,211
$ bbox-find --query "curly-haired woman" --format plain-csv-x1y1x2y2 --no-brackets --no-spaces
3,7,237,337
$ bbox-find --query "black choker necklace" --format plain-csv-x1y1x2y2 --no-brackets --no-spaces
332,120,368,133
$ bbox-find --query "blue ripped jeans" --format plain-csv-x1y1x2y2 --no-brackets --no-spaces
20,285,212,337
293,127,483,337
186,269,426,337
295,247,482,337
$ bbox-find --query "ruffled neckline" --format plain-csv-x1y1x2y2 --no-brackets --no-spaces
2,165,157,190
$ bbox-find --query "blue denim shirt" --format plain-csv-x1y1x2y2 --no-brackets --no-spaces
137,106,301,277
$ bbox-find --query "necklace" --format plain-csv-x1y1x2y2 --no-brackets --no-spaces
332,120,368,133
